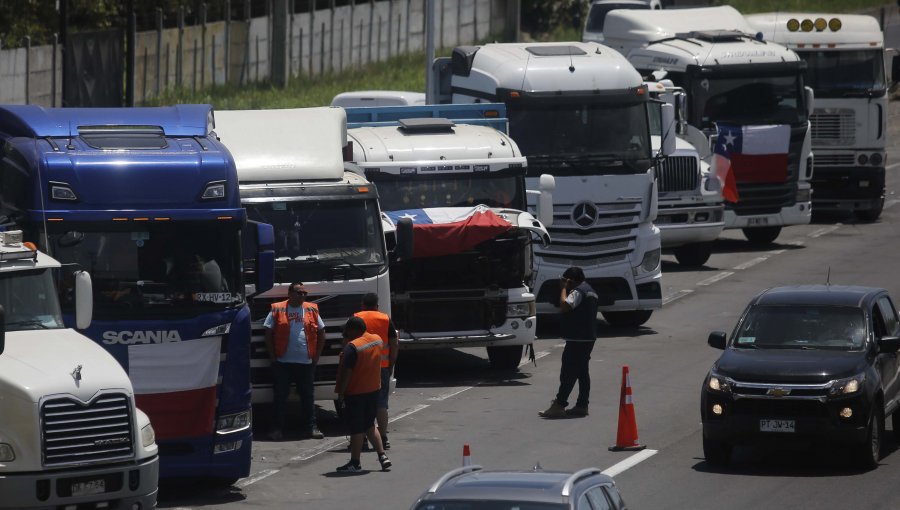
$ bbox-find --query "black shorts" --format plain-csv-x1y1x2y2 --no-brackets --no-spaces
344,391,379,435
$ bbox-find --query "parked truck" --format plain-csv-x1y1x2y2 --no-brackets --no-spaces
429,41,675,326
343,103,552,369
603,6,814,245
0,104,270,484
213,107,393,401
746,13,888,221
0,230,159,509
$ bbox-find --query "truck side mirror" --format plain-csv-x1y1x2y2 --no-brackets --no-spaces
537,174,555,227
254,222,275,295
0,305,5,355
74,271,93,330
674,92,687,135
708,331,726,349
396,217,414,260
660,103,676,157
804,86,815,117
429,57,454,104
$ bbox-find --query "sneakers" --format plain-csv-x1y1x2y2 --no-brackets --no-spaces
538,400,567,419
268,429,284,441
381,435,391,450
565,406,589,417
378,452,392,471
303,426,325,439
336,460,362,473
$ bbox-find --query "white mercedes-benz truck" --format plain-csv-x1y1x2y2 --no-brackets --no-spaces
0,231,159,509
746,13,888,222
430,41,676,327
604,6,814,245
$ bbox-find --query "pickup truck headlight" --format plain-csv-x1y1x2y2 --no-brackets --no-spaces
507,301,536,318
216,410,252,434
140,424,156,448
828,374,864,397
0,443,15,462
707,372,733,394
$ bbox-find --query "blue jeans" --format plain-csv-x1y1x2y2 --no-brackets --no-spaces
272,360,316,432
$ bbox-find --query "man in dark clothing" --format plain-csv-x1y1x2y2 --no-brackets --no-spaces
539,266,600,418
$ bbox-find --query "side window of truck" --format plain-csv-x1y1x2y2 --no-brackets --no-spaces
0,142,30,214
876,296,899,336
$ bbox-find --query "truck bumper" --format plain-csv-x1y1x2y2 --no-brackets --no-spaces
810,165,885,214
534,264,662,315
157,426,251,480
0,455,158,510
397,315,537,350
724,199,812,229
657,202,725,247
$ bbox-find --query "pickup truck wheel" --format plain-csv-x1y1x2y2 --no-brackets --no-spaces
602,310,653,327
487,345,523,370
857,407,883,470
672,242,713,267
742,226,781,245
702,436,731,467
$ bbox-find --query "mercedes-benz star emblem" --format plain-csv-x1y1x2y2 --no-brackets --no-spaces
571,201,598,228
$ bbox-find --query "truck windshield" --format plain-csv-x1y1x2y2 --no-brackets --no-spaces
0,269,64,331
733,305,867,351
370,174,525,211
507,100,652,176
245,198,385,281
689,71,804,129
798,49,885,98
43,223,242,319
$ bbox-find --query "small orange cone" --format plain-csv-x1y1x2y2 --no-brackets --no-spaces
462,444,472,466
609,365,646,451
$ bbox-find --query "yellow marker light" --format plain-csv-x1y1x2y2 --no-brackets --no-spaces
22,242,37,251
134,217,149,221
154,217,171,221
509,91,520,98
484,110,500,118
112,218,128,221
829,18,841,31
801,19,814,32
814,18,827,31
787,18,800,32
47,218,64,222
357,186,370,193
217,216,233,220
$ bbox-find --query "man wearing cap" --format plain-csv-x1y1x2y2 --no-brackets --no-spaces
264,282,326,440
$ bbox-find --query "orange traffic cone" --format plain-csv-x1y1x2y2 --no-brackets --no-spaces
462,444,472,466
609,365,646,452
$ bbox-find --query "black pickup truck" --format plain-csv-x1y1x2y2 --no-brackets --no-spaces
701,285,900,469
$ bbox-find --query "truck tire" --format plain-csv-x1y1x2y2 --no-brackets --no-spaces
672,242,713,267
742,226,781,245
487,345,523,370
602,310,653,327
702,436,732,467
856,406,883,470
854,198,884,223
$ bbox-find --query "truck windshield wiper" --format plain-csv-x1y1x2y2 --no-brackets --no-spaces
7,319,50,329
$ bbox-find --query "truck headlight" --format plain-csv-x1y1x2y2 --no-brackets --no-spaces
507,301,536,318
828,374,864,397
216,410,252,434
707,372,732,394
202,323,232,336
0,443,15,462
635,248,660,275
140,424,156,448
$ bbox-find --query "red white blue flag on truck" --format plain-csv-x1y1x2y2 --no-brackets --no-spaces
385,205,513,258
713,123,791,203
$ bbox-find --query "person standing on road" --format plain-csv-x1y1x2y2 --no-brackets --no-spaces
539,266,600,419
354,292,399,450
335,317,392,472
264,282,326,440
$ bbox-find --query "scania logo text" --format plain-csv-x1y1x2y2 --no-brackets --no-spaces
102,330,183,345
571,201,598,228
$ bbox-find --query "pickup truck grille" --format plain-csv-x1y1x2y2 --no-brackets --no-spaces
656,156,699,192
41,393,134,467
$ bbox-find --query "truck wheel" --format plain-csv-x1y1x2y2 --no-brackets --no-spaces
672,242,713,267
856,407,883,470
742,226,781,245
602,310,653,327
702,436,732,467
487,345,523,370
854,199,884,223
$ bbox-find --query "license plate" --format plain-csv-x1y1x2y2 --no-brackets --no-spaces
747,217,769,226
760,419,795,433
71,479,106,497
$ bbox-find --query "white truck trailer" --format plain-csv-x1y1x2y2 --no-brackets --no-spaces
344,104,552,369
604,6,814,245
429,41,676,327
214,107,393,401
746,13,888,221
0,231,159,509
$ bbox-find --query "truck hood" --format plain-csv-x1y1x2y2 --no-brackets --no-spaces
714,348,868,384
0,329,132,403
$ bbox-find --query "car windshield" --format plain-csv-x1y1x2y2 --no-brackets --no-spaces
733,305,867,350
689,72,804,129
371,174,525,211
415,502,567,510
798,49,885,97
0,268,64,331
586,3,649,33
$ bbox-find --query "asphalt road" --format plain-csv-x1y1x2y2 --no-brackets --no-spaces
159,58,900,510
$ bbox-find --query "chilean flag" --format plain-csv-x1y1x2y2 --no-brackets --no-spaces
713,124,791,203
128,338,220,440
385,205,513,258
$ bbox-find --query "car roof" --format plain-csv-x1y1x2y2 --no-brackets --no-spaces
753,285,886,308
421,466,615,505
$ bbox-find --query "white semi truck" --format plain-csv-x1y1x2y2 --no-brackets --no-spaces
214,107,393,401
604,6,814,245
746,13,888,221
0,231,159,509
343,104,552,369
429,41,675,327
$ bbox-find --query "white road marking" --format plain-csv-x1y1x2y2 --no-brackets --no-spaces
602,449,659,477
808,225,840,238
767,249,787,255
235,468,279,488
662,289,693,305
784,239,805,247
697,272,734,286
886,162,900,170
429,387,473,401
733,256,768,270
390,403,431,422
290,438,349,462
519,349,551,367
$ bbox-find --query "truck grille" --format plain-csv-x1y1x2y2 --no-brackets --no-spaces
41,393,134,467
536,200,639,262
810,109,855,146
656,156,699,192
397,293,507,333
813,154,855,167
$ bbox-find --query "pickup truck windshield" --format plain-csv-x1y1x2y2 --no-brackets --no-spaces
0,268,64,331
734,305,867,350
798,49,885,98
371,174,525,211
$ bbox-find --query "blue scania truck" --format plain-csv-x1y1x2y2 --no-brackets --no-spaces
0,104,274,484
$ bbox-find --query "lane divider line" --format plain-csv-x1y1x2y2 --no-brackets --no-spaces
733,256,768,271
602,449,659,478
697,271,734,286
390,403,431,422
429,387,474,401
662,289,693,305
808,225,839,238
235,468,280,488
885,162,900,170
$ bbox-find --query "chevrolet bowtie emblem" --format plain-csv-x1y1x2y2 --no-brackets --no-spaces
767,387,790,397
71,365,82,382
